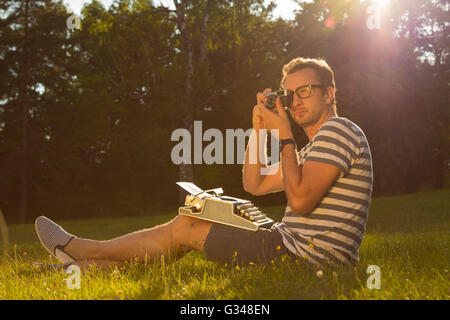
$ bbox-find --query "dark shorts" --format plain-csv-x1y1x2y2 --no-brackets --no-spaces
203,223,297,265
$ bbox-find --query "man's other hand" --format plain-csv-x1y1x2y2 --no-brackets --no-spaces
253,88,274,130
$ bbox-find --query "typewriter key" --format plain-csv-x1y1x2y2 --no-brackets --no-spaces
236,203,254,211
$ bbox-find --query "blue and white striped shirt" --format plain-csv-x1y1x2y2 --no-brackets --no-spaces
274,117,373,267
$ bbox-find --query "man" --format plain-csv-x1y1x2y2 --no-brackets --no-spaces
244,57,373,267
35,57,372,270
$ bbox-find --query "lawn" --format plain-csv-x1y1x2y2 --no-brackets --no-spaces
0,188,448,300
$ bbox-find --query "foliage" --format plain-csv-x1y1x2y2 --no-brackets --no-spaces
0,0,448,222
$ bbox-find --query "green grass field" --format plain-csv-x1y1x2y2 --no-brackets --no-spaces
0,188,449,300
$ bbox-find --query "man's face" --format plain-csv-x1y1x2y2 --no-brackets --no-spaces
283,68,332,128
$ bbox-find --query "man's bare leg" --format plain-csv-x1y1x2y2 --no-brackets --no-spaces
63,215,212,269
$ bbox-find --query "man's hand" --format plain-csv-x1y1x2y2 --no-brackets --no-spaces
244,88,285,196
254,90,293,140
253,88,272,130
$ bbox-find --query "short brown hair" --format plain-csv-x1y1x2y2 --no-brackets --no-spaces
280,57,337,114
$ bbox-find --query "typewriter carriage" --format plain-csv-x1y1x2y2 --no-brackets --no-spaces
177,182,274,231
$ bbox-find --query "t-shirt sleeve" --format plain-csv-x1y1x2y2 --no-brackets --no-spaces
298,148,305,166
304,120,360,176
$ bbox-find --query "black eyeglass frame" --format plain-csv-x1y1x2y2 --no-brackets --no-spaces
291,84,326,100
271,84,327,109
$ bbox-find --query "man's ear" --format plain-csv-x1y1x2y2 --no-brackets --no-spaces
324,87,335,105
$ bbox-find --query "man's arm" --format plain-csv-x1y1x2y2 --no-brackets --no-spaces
242,129,284,196
254,99,342,215
242,89,285,196
280,143,341,215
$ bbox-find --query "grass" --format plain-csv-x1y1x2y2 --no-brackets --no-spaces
0,188,449,300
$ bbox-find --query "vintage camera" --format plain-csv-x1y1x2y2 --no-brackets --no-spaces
264,89,293,109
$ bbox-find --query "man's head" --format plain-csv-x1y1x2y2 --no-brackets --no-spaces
280,57,337,127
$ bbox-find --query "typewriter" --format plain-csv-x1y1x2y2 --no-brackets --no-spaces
177,182,274,231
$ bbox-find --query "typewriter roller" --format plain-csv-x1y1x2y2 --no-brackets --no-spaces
177,182,274,231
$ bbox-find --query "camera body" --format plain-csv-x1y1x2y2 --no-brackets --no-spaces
264,89,293,109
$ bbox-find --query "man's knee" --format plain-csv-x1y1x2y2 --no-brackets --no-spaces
169,214,195,232
169,214,212,250
170,214,209,229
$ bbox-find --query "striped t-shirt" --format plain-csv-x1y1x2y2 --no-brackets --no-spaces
274,117,373,267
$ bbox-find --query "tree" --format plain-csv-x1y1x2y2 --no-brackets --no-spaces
390,0,450,187
0,0,81,222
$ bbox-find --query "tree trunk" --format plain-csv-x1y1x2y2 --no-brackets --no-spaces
199,0,213,62
18,0,29,223
174,0,194,203
174,0,213,203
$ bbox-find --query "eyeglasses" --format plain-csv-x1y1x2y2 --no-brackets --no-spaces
269,84,326,109
291,84,325,99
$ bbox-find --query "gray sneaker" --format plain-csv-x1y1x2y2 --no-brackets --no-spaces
35,216,76,264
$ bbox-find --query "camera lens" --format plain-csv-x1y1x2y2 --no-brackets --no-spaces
265,95,276,109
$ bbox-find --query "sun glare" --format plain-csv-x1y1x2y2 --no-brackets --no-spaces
347,0,390,6
371,0,391,7
272,0,299,20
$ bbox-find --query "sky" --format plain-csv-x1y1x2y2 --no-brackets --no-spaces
63,0,303,20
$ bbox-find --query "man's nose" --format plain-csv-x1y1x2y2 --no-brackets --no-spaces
291,94,303,108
